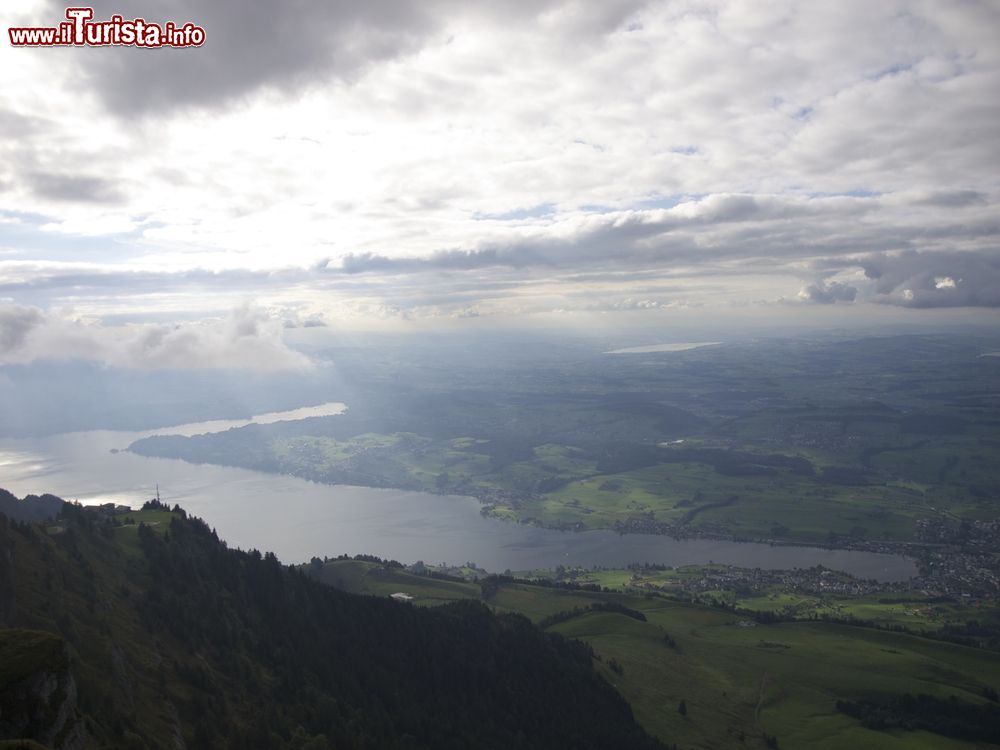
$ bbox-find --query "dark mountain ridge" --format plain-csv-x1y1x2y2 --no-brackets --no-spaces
0,490,65,524
0,496,664,749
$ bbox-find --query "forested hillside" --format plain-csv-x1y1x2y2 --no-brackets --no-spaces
0,501,664,749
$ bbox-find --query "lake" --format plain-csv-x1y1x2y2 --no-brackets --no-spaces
605,342,722,354
0,404,917,581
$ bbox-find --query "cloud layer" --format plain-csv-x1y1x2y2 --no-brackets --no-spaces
0,0,998,361
0,303,309,369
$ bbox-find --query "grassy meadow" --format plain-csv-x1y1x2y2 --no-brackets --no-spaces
315,558,1000,749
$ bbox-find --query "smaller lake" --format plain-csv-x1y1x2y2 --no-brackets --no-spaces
147,402,347,438
605,342,722,354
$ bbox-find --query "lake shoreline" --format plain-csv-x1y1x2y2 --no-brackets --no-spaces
123,444,920,565
1,411,917,583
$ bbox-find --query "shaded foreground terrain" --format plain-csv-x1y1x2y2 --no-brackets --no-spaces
2,495,999,749
0,500,662,750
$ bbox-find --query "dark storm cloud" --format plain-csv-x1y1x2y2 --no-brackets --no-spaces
43,0,439,115
40,0,617,117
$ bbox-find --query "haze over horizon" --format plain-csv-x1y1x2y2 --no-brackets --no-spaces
1,0,999,371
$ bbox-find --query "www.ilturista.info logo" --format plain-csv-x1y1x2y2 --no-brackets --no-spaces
9,7,205,48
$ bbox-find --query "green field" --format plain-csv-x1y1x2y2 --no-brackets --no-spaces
555,604,999,750
147,415,997,546
520,563,1000,637
314,559,1000,749
309,559,481,604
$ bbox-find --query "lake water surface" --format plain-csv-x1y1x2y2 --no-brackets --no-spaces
0,404,917,581
605,342,722,354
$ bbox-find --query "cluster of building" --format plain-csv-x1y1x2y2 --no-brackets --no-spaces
640,565,888,598
94,503,133,516
908,518,1000,597
914,549,1000,598
915,517,1000,549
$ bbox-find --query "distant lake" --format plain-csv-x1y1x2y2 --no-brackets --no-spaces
145,401,348,437
605,342,722,354
0,406,916,582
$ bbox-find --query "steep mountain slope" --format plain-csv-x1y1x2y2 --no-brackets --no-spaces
0,501,664,749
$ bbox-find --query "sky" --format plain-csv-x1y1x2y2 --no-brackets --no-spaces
1,0,999,368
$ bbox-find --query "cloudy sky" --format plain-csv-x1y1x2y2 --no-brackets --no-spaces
1,0,999,366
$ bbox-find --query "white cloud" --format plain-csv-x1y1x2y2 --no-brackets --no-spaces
0,302,310,369
0,1,998,328
797,280,858,305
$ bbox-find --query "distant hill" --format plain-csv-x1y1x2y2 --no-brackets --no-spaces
0,491,64,524
0,499,665,749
